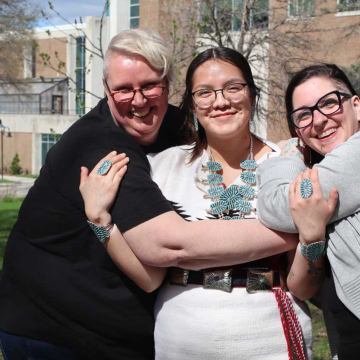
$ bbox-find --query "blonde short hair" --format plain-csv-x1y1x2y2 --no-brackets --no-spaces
103,29,174,83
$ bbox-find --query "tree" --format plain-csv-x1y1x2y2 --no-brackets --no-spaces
10,153,22,175
0,0,39,83
165,0,360,139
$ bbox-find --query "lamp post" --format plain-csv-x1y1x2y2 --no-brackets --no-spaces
0,119,12,181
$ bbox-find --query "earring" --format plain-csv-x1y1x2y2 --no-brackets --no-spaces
250,104,255,123
193,113,199,132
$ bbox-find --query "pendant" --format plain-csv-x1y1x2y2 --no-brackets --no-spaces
241,171,256,184
207,174,223,185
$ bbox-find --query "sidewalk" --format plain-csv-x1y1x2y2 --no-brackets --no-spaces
0,175,36,198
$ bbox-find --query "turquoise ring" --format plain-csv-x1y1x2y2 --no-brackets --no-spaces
97,159,112,175
300,179,312,199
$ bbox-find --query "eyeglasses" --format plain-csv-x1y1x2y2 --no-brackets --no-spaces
288,90,352,129
104,79,167,104
192,83,248,109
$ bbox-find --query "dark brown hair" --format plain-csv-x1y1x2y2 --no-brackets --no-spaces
180,47,259,162
285,63,357,164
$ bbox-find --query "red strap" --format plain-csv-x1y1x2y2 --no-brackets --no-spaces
273,288,306,360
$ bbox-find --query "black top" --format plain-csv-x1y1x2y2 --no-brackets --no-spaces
327,271,360,359
0,99,184,359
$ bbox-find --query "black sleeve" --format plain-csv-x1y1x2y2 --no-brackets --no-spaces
50,114,173,234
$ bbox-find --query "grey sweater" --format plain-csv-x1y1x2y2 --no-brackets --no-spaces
257,131,360,320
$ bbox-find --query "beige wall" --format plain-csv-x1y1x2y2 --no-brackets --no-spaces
1,133,32,174
35,38,68,78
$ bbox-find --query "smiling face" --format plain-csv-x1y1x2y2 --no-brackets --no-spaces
292,77,360,155
192,60,253,143
104,54,168,145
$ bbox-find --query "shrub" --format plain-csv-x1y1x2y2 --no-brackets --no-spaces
10,153,22,175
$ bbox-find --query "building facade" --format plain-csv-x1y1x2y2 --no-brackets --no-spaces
1,0,359,174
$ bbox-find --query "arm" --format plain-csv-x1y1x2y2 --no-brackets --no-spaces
258,133,360,232
286,168,338,301
80,152,166,293
82,155,299,271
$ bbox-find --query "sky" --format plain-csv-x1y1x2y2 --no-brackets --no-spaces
35,0,105,27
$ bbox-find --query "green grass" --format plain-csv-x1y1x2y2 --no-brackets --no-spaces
0,199,332,359
308,302,332,360
15,174,38,179
0,197,24,273
0,179,13,184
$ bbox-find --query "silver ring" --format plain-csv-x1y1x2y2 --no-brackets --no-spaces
300,179,312,199
97,159,112,175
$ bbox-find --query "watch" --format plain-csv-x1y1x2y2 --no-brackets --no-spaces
87,220,114,243
300,240,326,261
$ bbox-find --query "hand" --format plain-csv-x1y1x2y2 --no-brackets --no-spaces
289,168,338,244
79,151,129,225
280,137,305,161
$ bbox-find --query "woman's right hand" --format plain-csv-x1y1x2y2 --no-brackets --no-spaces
289,168,338,244
79,151,129,225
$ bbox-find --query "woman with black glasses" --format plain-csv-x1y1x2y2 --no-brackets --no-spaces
257,64,360,359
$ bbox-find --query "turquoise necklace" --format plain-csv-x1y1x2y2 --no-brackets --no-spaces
204,135,256,220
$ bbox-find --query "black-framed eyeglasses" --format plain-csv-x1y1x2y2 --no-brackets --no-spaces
191,83,248,109
288,90,352,129
104,78,167,104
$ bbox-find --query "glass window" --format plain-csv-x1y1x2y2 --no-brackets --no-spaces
130,0,139,29
288,0,315,17
338,0,360,11
41,133,59,166
75,36,86,115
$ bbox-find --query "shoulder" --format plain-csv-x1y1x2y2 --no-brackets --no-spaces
147,144,193,165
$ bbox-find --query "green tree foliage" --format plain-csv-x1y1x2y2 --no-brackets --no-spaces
10,153,22,175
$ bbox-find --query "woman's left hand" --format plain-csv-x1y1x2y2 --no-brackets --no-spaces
289,168,338,244
79,151,129,225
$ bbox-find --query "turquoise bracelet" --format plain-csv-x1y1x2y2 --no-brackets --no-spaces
300,240,326,261
87,220,114,243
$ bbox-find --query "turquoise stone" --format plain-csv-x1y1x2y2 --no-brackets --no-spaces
239,185,255,199
207,173,223,185
210,201,227,215
236,199,251,213
206,161,222,171
241,171,256,184
208,186,224,198
240,159,256,170
220,186,240,209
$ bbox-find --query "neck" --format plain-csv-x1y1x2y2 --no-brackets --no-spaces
207,131,252,169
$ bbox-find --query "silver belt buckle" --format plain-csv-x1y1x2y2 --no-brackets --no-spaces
203,268,233,293
246,269,274,293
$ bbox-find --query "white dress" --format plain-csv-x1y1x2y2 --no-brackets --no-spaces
148,139,313,360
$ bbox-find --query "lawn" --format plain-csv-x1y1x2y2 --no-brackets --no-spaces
0,197,332,359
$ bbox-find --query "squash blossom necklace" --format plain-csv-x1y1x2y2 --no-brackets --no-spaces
204,134,256,220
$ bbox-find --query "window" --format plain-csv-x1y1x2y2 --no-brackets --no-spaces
41,134,59,166
75,36,86,115
337,0,360,12
52,96,63,114
201,0,268,33
288,0,315,18
130,0,139,29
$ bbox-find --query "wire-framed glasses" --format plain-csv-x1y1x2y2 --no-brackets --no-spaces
192,83,248,109
288,90,352,129
104,79,167,104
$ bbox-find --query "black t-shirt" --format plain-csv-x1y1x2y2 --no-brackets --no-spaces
0,99,184,359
